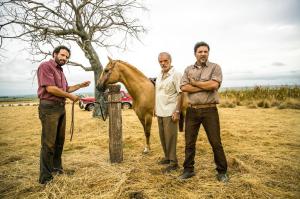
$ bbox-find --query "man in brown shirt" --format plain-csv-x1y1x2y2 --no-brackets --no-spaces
178,41,228,182
37,45,90,184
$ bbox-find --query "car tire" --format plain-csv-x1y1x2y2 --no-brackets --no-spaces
79,101,84,109
122,102,131,109
86,103,95,111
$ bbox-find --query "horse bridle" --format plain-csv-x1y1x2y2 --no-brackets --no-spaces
101,61,118,86
96,61,118,121
94,91,109,121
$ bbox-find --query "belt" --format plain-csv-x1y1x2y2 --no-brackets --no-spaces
40,99,65,106
189,104,216,109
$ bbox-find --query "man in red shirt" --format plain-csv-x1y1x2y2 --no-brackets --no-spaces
37,45,90,184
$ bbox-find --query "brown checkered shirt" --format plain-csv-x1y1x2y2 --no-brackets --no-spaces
180,61,222,105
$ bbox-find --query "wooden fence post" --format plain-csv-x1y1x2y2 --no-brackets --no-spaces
107,85,123,163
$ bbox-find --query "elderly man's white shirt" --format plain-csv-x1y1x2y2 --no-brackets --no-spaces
155,67,182,117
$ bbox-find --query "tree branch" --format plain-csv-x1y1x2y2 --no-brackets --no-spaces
0,0,147,76
68,61,93,71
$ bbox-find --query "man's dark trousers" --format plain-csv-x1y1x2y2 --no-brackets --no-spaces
183,107,227,174
38,103,66,184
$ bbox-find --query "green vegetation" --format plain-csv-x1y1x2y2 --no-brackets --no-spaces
0,95,38,103
220,86,300,109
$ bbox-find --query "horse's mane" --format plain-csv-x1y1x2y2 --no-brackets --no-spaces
115,60,148,79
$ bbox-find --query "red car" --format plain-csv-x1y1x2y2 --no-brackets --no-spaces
79,91,133,111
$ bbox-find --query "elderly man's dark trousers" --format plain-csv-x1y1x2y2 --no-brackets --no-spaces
38,103,66,184
183,107,227,174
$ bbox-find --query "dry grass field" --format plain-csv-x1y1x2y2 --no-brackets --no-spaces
0,104,299,198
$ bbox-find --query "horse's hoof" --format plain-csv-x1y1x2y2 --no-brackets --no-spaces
143,147,150,154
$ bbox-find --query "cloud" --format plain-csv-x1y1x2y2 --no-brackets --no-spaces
225,70,300,81
271,62,286,67
1,0,300,96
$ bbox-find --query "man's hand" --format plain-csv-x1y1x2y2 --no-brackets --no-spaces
189,78,197,86
67,81,91,93
188,74,198,86
79,81,91,88
69,94,80,102
172,111,180,122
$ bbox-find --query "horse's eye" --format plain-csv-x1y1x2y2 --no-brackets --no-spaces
104,69,109,73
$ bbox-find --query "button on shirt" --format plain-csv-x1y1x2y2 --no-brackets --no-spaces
155,67,182,117
37,59,68,102
180,61,222,105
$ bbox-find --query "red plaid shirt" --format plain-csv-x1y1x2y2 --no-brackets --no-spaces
37,59,68,102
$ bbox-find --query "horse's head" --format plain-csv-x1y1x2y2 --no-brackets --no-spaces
97,57,121,92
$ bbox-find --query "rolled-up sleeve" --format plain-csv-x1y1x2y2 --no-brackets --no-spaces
211,64,223,85
173,71,182,93
180,67,190,88
38,63,56,87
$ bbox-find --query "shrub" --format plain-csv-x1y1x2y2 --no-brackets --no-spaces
247,102,257,109
257,100,271,108
219,100,236,108
278,98,300,109
271,100,280,107
220,86,300,109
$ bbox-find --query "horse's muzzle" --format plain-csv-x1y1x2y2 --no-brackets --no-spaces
96,83,106,92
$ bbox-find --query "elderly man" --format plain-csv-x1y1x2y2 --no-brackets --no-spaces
155,52,182,173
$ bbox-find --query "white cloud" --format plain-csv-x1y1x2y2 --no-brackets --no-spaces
0,0,300,96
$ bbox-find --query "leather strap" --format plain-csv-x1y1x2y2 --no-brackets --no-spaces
70,102,75,141
189,104,216,109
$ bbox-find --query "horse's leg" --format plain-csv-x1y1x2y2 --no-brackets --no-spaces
142,113,152,154
135,109,152,154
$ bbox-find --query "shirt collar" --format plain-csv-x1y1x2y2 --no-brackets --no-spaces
194,61,209,69
161,66,175,77
50,59,63,71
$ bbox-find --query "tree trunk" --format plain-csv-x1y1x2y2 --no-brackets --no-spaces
79,40,106,118
93,68,107,117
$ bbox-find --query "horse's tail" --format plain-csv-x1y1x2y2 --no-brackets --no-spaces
179,112,184,132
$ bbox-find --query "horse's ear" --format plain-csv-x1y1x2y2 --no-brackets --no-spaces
107,56,113,62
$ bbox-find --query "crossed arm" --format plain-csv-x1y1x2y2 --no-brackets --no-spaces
180,79,219,93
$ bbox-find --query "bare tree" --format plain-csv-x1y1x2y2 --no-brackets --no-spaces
0,0,147,116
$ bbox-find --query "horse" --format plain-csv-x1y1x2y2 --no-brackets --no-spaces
96,57,187,153
97,57,155,153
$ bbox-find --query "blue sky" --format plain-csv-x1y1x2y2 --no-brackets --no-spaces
0,0,299,96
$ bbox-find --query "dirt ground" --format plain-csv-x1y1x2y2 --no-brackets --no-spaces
0,105,299,198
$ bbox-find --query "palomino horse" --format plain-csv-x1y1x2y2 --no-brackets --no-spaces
97,57,155,153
